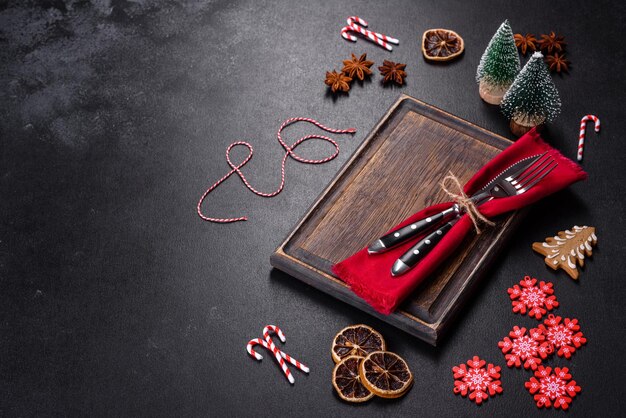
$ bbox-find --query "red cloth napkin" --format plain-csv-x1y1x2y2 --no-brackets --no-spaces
332,129,587,315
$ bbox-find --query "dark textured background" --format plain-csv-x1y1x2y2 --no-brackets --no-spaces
1,0,625,416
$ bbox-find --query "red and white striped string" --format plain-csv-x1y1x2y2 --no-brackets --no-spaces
246,325,309,384
577,114,600,161
340,16,399,51
197,118,356,223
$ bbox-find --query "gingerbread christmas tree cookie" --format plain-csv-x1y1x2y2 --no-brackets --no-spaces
532,225,597,280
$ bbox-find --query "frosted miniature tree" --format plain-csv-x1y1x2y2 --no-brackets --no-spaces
501,51,561,137
476,20,520,105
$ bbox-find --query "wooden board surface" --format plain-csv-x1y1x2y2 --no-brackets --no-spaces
270,95,523,345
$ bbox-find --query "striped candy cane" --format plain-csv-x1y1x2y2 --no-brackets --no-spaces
341,25,393,51
246,338,310,373
244,325,309,384
340,16,399,51
262,325,294,384
577,115,600,161
347,16,399,46
196,118,356,223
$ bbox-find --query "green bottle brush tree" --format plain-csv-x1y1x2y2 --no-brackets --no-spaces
501,51,561,137
476,20,520,105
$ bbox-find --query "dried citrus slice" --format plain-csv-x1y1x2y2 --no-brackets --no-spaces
359,351,414,398
331,324,386,364
421,29,464,62
332,355,374,403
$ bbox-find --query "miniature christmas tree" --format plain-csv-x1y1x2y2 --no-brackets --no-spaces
501,51,561,136
476,20,520,105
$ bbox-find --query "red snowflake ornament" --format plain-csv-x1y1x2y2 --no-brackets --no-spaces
498,326,553,370
452,356,503,405
508,276,558,319
525,366,581,410
538,314,587,359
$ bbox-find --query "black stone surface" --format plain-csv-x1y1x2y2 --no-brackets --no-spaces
1,1,625,416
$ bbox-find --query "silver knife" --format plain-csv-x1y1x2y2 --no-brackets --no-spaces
368,153,545,254
391,152,555,276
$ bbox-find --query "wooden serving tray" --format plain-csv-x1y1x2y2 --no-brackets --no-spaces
270,95,523,346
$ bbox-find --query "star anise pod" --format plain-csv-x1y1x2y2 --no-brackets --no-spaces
538,32,566,54
514,33,537,55
341,53,374,81
378,60,407,85
545,53,570,73
325,70,352,93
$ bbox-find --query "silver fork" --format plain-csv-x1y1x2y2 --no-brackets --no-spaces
498,153,558,196
391,154,558,276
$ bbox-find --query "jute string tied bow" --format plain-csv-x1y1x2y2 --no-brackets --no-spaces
440,172,495,234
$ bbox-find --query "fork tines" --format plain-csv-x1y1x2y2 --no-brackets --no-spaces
511,153,558,193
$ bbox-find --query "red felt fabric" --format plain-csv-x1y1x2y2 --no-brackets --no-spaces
332,129,587,315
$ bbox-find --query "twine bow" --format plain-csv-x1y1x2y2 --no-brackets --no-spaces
440,172,495,234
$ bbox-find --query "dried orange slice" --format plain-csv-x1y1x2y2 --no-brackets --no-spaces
331,324,386,364
332,355,374,403
359,351,413,398
422,29,464,62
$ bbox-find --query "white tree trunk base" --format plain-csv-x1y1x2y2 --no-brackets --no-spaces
479,80,509,105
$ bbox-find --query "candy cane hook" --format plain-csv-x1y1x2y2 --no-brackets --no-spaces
246,338,275,361
577,114,600,161
340,26,357,42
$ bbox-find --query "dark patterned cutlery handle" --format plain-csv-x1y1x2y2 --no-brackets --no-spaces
391,221,455,276
369,209,453,254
